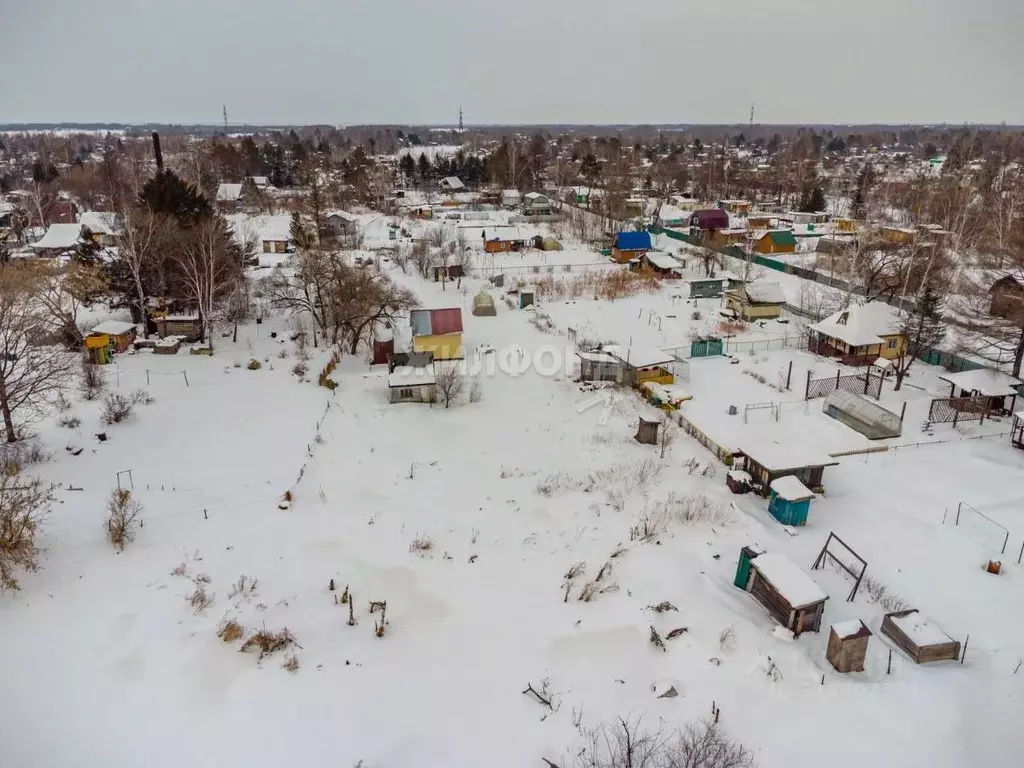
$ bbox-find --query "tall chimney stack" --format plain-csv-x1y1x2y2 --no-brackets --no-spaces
151,131,164,172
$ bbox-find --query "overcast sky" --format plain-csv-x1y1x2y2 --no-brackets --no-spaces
3,0,1022,126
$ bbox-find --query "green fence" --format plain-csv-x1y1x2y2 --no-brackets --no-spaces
690,338,724,358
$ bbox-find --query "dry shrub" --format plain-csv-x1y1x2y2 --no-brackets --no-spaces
105,487,142,551
292,362,308,378
80,360,104,400
575,716,753,768
57,415,81,429
0,470,53,592
282,654,300,673
240,627,297,660
101,393,134,425
527,270,660,302
665,491,732,526
716,319,747,336
188,582,214,614
130,388,154,406
409,534,434,554
170,562,188,576
228,574,259,602
0,439,49,474
248,359,262,370
859,574,908,612
218,618,245,643
565,561,586,580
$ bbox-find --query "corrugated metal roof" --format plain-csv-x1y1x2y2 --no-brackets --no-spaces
614,231,651,251
766,230,798,247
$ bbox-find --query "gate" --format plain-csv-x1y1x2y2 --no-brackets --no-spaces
927,395,989,425
805,369,882,400
690,337,723,358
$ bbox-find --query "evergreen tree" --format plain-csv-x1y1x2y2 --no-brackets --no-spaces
399,154,415,183
894,280,947,391
798,186,827,213
850,166,873,219
141,170,211,223
417,152,432,182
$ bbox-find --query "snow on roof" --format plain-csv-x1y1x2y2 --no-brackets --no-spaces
326,210,358,222
388,365,437,388
752,553,828,609
602,344,674,369
769,475,815,502
938,368,1023,397
831,619,869,639
501,189,521,198
216,183,243,202
743,281,786,305
645,251,683,270
524,192,551,201
251,176,269,186
740,438,839,472
576,351,618,364
441,176,465,190
811,302,903,347
890,610,953,646
90,320,135,336
30,223,84,250
477,226,523,242
79,211,119,235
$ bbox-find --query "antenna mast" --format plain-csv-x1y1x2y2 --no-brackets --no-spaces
223,104,229,134
458,105,463,133
749,103,755,128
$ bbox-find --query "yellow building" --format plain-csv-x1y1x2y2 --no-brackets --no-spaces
724,281,787,321
834,218,859,233
809,302,907,366
412,333,464,361
880,226,916,246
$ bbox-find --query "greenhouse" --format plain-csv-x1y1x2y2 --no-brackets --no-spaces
472,291,497,316
823,390,902,440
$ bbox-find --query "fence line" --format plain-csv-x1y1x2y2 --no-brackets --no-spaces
806,369,882,400
927,395,989,425
675,410,734,466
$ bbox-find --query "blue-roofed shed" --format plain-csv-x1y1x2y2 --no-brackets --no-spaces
612,231,652,263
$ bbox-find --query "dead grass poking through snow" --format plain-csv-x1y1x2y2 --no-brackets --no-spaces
188,582,213,614
281,654,300,673
526,270,660,302
227,574,259,602
409,534,434,554
240,627,298,661
218,618,245,643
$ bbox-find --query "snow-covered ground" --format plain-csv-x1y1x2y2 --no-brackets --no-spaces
1,213,1023,768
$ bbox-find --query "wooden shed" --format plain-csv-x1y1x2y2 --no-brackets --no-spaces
576,351,619,382
881,609,961,664
826,620,871,673
154,314,202,342
89,321,137,353
634,418,660,445
738,551,828,635
737,439,840,497
84,333,113,365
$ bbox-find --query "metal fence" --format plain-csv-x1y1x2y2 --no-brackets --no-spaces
724,336,798,355
927,395,989,425
805,369,882,400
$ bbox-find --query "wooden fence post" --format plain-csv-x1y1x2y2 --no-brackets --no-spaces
786,360,793,391
835,369,841,389
900,402,907,422
805,370,812,400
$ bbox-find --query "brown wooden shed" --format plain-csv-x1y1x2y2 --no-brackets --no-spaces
826,620,871,672
742,552,828,636
881,609,961,664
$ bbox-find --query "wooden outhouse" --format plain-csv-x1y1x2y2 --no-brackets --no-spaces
737,551,828,636
767,475,815,526
827,620,871,673
737,439,840,496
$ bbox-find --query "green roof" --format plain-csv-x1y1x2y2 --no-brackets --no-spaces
767,230,798,247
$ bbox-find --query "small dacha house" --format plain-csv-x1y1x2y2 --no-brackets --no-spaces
611,231,652,263
809,302,906,366
724,281,786,320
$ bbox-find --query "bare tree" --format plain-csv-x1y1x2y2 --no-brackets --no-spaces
659,411,677,459
115,209,169,336
173,218,241,350
0,468,54,591
28,261,108,349
573,716,754,768
0,267,73,442
434,363,464,408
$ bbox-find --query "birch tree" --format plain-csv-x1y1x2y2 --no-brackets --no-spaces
173,218,240,350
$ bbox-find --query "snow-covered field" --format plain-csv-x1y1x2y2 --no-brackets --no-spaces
2,215,1023,768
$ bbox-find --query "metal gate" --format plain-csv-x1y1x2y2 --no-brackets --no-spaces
690,337,723,358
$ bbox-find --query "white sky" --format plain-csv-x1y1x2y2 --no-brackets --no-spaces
2,0,1022,125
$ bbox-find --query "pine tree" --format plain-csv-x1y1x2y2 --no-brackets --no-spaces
141,170,211,223
799,186,827,213
893,280,947,391
417,152,431,183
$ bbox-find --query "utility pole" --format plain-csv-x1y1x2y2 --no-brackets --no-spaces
223,104,229,135
458,105,463,133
